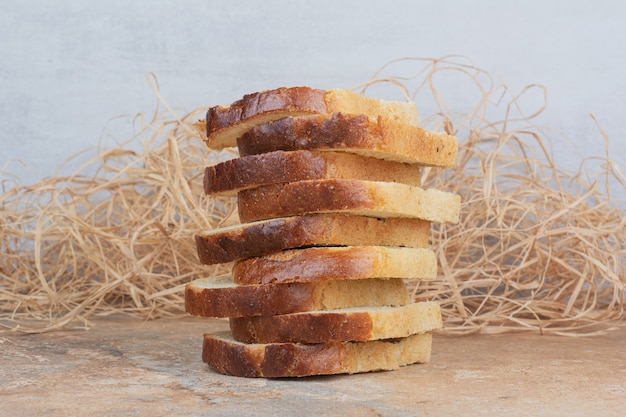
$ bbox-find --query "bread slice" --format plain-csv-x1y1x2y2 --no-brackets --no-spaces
237,179,461,224
195,213,430,265
202,331,433,378
204,87,419,150
229,301,442,344
238,112,458,168
232,246,437,285
204,150,421,196
185,275,410,318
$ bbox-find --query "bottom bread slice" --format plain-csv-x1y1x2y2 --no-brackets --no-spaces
202,331,433,378
229,302,442,344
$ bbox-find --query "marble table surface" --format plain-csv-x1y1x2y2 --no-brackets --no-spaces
1,316,624,416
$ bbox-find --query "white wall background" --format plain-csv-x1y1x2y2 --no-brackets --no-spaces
1,0,625,199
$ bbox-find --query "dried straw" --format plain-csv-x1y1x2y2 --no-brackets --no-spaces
1,57,624,335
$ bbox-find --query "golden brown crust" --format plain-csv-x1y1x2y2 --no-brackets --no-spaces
229,302,442,344
237,112,458,167
239,112,372,153
185,278,316,318
232,246,437,285
237,179,462,224
203,150,421,196
237,179,372,222
206,87,327,149
201,331,432,378
233,246,372,285
184,276,410,318
230,311,373,344
194,213,430,265
202,331,346,377
204,150,325,196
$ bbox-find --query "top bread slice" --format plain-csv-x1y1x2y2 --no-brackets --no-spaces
202,331,432,378
238,112,458,168
204,87,419,149
204,150,421,196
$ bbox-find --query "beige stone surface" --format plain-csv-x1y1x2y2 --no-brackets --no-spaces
1,316,624,416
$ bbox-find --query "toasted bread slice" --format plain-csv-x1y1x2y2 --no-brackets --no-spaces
237,179,461,224
195,213,430,265
204,150,420,196
184,275,410,318
202,331,432,378
229,302,442,344
238,112,457,167
232,246,437,285
204,87,419,150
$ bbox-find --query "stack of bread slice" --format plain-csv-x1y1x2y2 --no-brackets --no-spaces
185,87,461,378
